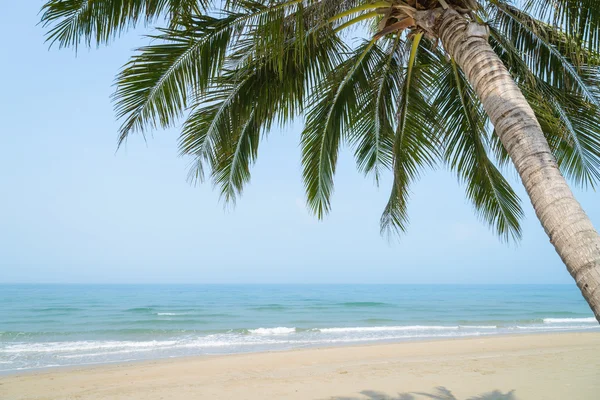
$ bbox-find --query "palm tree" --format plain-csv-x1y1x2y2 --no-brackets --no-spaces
41,0,600,320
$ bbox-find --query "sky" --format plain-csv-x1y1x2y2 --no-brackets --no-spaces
0,1,598,284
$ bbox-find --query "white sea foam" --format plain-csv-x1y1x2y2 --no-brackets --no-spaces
543,317,597,324
515,325,599,331
2,321,596,360
1,340,179,353
319,326,458,333
156,312,188,316
248,327,296,335
459,325,498,329
24,331,497,361
3,321,599,373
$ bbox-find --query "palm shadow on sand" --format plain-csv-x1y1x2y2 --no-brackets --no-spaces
331,386,516,400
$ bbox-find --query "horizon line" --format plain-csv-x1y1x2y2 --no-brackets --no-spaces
0,282,574,285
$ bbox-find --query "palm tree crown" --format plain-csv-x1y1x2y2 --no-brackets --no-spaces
40,0,600,241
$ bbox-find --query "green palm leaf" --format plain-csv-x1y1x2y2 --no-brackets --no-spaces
490,26,600,187
432,54,523,241
380,35,438,237
180,83,247,185
528,86,600,187
212,109,259,203
301,39,378,218
183,25,343,199
489,1,600,107
350,36,402,184
114,15,237,143
525,0,600,54
41,0,203,49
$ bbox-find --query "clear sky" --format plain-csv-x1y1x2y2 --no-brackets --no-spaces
1,1,598,284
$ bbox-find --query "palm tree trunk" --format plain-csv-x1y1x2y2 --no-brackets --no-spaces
428,9,600,321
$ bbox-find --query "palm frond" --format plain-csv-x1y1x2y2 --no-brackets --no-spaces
40,0,203,49
525,0,600,54
114,14,237,144
180,83,247,186
489,26,600,188
350,36,403,184
432,54,523,241
380,35,438,237
241,0,364,82
302,39,379,218
182,26,344,200
212,109,259,203
114,0,341,144
523,85,600,187
489,1,600,107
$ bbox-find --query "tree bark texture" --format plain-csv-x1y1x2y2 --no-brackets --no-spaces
431,9,600,322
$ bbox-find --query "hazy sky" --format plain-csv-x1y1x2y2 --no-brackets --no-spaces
1,1,598,284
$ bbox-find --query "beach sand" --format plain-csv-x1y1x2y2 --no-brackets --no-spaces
2,332,599,400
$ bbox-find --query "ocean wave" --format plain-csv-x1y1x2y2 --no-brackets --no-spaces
249,305,288,311
2,339,234,357
1,340,179,354
458,325,498,329
514,325,599,331
337,302,391,308
4,320,598,372
124,319,210,326
124,307,155,313
2,334,491,372
319,326,458,333
0,331,500,359
29,307,82,312
248,327,296,335
199,313,236,318
156,312,189,316
531,311,580,316
362,318,397,324
543,317,597,324
0,328,201,340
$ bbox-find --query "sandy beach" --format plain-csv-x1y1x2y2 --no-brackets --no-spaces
2,332,600,400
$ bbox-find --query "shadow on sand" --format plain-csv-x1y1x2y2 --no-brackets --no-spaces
331,386,516,400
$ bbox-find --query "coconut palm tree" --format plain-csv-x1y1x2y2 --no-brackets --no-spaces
40,0,600,320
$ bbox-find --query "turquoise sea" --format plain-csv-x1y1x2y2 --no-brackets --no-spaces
0,284,598,373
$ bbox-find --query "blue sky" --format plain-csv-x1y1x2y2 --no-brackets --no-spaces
1,1,598,284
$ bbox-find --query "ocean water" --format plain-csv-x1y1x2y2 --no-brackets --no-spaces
0,284,598,373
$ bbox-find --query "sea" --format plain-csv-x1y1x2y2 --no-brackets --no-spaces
1,284,598,373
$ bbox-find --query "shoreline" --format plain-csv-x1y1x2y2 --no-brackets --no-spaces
2,328,598,377
4,284,597,374
2,331,599,399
